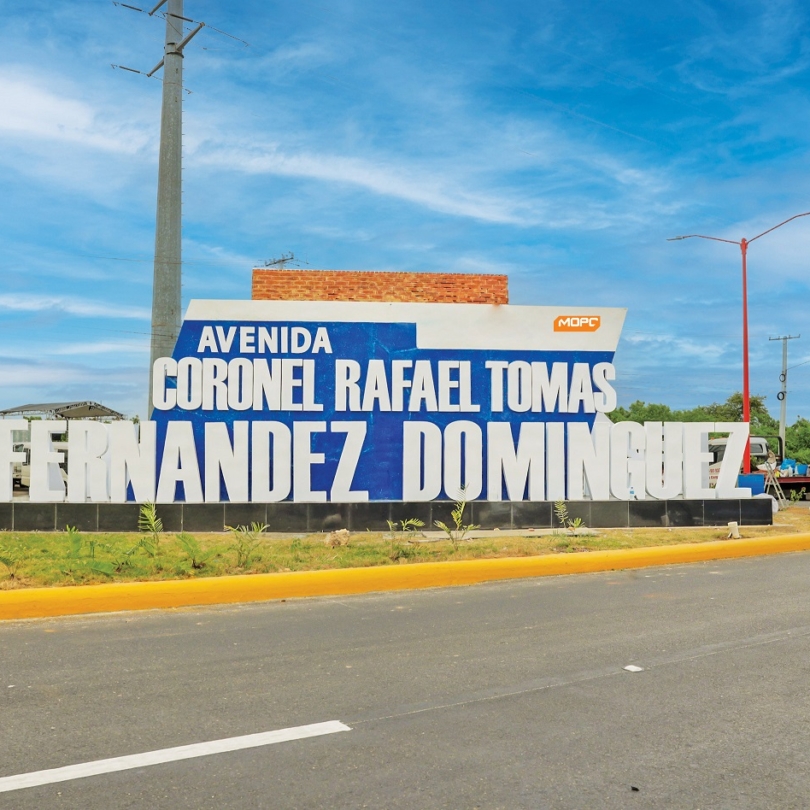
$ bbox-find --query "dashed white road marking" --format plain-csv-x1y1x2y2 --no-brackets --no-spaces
0,720,351,794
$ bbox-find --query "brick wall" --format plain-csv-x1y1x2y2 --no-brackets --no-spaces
251,269,508,304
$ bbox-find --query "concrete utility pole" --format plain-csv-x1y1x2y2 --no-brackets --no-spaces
147,0,204,414
769,334,800,454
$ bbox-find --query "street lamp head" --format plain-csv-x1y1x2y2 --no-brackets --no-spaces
667,233,740,245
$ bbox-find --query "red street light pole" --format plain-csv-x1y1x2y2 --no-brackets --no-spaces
668,211,810,474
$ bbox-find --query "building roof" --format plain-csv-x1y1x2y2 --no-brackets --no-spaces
0,402,124,420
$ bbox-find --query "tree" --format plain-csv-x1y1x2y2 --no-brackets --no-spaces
609,393,781,440
785,418,810,464
609,393,777,426
609,401,675,423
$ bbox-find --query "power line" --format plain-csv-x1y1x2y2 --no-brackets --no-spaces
45,252,255,267
111,1,249,47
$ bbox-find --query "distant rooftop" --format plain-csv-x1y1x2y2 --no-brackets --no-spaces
0,402,124,420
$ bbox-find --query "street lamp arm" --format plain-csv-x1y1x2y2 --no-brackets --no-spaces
666,234,740,245
748,211,810,244
667,210,810,474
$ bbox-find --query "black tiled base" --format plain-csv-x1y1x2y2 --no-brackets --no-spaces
14,504,57,531
629,500,668,527
703,500,741,524
350,502,392,532
0,503,13,531
264,503,307,532
473,501,512,530
157,505,184,533
98,504,141,532
184,504,226,532
57,504,99,532
308,504,349,532
666,501,704,527
4,499,772,532
740,499,774,526
391,502,433,528
591,502,629,528
511,502,552,529
225,503,269,530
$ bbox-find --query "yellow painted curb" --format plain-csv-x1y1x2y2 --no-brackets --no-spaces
2,533,810,621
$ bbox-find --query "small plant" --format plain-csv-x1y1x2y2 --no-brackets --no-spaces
86,560,115,577
790,487,807,503
434,488,479,549
139,537,157,557
385,517,425,559
176,532,214,570
0,543,26,580
554,500,584,535
65,525,82,557
62,525,83,575
62,527,115,578
108,542,141,572
553,500,568,529
138,502,163,552
226,522,268,567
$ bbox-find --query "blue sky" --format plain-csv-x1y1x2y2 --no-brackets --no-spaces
1,0,809,421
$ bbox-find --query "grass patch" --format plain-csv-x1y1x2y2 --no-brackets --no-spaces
1,507,808,590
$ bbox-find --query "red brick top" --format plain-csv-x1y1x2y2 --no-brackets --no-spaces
251,269,508,304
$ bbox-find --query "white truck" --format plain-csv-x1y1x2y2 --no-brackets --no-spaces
709,436,772,481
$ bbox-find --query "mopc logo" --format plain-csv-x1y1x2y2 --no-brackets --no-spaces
553,315,601,332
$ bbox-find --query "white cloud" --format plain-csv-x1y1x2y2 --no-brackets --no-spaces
675,0,810,96
0,70,152,154
0,294,149,320
623,332,730,361
50,340,149,356
0,357,147,417
249,41,335,72
0,363,83,387
196,144,540,225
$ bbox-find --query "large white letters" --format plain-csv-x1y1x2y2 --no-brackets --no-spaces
67,421,109,503
109,421,156,503
487,422,545,501
29,421,67,503
156,422,203,503
0,420,27,502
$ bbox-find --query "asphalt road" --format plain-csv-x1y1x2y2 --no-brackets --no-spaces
2,552,810,809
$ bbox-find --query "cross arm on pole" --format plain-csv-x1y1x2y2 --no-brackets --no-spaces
175,21,205,52
145,21,204,75
146,57,165,77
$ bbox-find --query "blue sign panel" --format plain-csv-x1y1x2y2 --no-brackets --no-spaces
150,301,626,502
